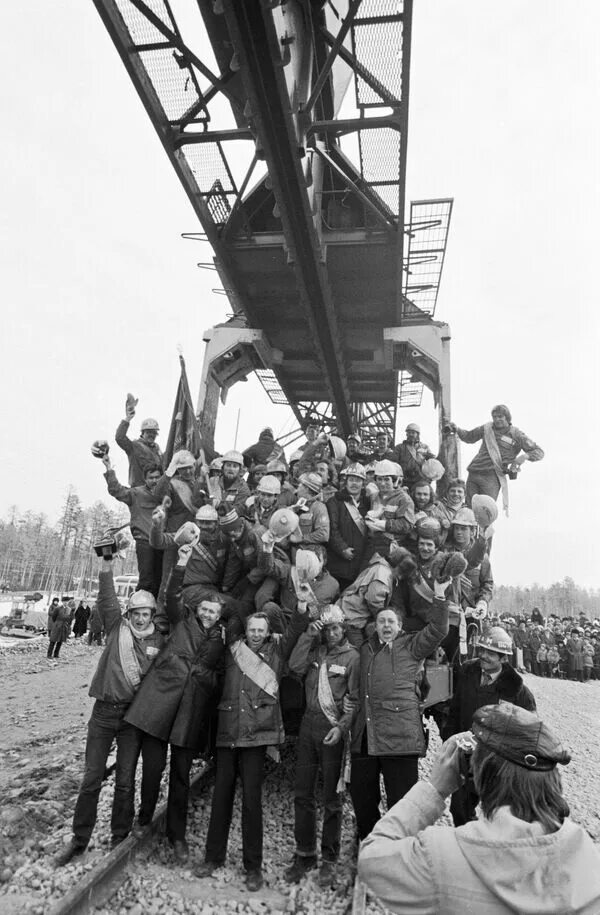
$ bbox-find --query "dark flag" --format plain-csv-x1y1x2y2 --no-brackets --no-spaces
164,355,205,465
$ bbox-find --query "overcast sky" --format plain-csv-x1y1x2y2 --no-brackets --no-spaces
1,1,598,588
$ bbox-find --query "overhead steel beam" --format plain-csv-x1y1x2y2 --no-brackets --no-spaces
221,0,354,432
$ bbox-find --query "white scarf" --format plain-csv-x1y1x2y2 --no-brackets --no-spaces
118,619,155,691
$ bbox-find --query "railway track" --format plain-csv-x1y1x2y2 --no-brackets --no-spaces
46,745,373,915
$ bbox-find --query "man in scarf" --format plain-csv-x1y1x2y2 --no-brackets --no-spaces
195,605,308,891
447,405,544,514
55,557,163,866
285,605,359,887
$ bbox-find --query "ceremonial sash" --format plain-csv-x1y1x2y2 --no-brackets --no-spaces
192,540,219,574
482,422,509,516
345,500,366,536
316,652,350,792
171,478,197,515
118,620,145,691
230,639,279,698
412,574,435,604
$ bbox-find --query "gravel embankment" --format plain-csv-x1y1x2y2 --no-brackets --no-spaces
0,642,598,914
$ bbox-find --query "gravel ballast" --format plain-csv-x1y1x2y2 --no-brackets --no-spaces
1,641,598,914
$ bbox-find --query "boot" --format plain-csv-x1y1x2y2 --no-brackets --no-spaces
54,839,86,867
245,868,264,892
284,854,318,884
317,860,336,887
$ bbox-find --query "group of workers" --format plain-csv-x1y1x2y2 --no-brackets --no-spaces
53,398,600,912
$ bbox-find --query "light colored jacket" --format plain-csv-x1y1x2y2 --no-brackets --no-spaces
359,780,600,914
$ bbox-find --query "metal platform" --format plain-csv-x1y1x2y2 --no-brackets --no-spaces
92,0,454,454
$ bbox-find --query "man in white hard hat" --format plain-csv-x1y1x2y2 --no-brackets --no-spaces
285,606,359,888
55,554,163,866
150,504,229,631
327,463,370,591
363,460,415,563
101,454,163,597
395,423,435,489
442,626,536,825
265,459,297,508
219,450,251,512
447,405,544,514
244,474,282,527
115,393,164,487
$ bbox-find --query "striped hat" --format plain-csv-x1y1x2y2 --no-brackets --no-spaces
218,508,244,533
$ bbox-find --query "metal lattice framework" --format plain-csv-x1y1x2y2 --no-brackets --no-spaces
93,0,452,449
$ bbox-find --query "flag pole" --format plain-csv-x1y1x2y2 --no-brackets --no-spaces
233,408,241,450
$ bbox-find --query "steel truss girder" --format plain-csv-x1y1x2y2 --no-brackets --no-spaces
220,0,353,432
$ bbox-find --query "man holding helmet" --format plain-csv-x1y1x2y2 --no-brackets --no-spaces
359,704,600,914
55,556,163,865
150,504,229,631
363,460,415,562
395,424,435,489
285,605,360,887
442,625,535,825
115,394,164,487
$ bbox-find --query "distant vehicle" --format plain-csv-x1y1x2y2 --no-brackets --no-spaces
114,575,139,602
0,594,48,639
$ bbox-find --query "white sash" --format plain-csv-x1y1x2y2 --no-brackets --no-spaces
345,500,366,536
482,422,509,516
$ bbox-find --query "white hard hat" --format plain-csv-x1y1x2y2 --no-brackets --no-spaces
141,418,160,432
196,505,218,522
375,460,400,478
221,450,243,466
256,474,281,495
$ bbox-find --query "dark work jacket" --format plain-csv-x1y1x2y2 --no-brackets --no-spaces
327,489,370,583
215,610,307,749
115,420,164,487
443,660,536,739
352,597,449,757
125,566,225,750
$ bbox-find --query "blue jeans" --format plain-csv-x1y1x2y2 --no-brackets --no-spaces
72,700,142,845
294,711,344,862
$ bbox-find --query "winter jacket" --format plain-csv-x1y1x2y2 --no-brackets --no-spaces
242,429,279,469
215,609,307,748
89,570,163,705
395,440,435,489
566,637,584,672
443,660,536,739
352,597,449,757
326,489,370,583
338,553,395,630
297,499,330,546
456,423,544,475
125,566,224,749
221,522,265,592
48,604,73,642
115,419,164,487
104,469,160,541
153,473,207,532
220,477,252,513
288,633,359,734
392,551,461,632
358,779,600,915
364,489,415,561
150,516,229,592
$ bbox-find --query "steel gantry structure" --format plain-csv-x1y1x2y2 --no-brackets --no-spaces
93,0,454,457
